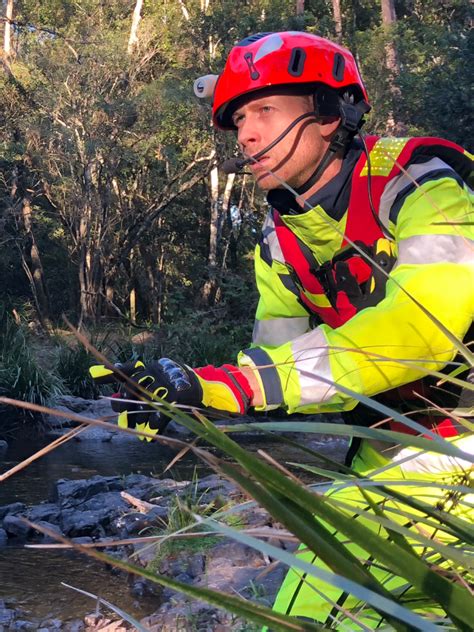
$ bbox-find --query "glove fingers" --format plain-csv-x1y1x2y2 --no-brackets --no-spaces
89,360,145,385
118,410,131,430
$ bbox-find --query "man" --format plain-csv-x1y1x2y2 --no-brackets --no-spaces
92,32,473,625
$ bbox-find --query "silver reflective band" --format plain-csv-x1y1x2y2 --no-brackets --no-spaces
261,213,284,262
252,316,310,346
379,157,457,229
290,328,337,405
396,234,474,266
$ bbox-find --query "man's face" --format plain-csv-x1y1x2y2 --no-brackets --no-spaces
232,93,326,191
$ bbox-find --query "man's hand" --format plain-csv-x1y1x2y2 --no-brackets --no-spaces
89,358,253,441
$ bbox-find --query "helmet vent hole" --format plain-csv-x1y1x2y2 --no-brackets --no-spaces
288,48,306,77
332,53,345,81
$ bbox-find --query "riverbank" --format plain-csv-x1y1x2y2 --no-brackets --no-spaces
1,396,348,630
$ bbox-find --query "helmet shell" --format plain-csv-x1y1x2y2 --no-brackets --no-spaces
213,31,369,130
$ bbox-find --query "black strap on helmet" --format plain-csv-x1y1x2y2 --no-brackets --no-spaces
295,98,371,195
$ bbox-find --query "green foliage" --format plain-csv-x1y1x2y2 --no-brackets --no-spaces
53,341,100,400
1,0,469,332
148,472,231,570
0,308,64,421
68,400,474,630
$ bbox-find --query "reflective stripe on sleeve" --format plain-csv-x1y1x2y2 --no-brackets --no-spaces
252,316,310,346
379,158,461,229
290,327,337,407
396,234,474,266
239,347,283,409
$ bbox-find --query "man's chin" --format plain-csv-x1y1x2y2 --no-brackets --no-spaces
255,172,280,191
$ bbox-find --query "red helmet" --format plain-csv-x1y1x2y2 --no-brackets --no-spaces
212,31,369,130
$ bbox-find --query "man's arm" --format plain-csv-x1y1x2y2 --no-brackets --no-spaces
239,168,474,413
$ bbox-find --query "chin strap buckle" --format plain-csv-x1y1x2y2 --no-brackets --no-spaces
330,100,371,153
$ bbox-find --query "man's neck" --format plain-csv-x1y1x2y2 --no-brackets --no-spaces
296,154,343,209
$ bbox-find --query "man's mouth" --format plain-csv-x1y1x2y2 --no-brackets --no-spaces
249,156,270,171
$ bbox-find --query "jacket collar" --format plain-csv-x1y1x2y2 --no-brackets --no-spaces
267,139,363,220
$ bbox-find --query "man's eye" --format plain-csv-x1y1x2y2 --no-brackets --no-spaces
233,114,244,126
261,106,273,114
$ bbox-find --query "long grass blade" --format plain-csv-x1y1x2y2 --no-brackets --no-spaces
61,582,148,631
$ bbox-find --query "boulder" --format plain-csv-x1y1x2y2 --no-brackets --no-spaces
54,476,123,507
0,502,26,521
0,605,15,627
3,514,31,539
33,521,63,543
80,491,129,513
27,503,61,525
61,508,110,537
0,528,8,546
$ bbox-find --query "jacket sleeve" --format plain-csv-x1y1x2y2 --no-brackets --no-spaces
239,164,474,413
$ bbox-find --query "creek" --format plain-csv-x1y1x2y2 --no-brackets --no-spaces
0,421,348,626
0,432,206,625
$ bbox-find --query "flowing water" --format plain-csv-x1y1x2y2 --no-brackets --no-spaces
0,432,207,624
0,423,347,625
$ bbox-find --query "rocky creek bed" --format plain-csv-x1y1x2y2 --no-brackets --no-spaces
0,396,348,631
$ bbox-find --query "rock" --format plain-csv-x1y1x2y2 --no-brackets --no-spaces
0,606,15,626
27,503,61,525
63,620,85,632
54,476,123,507
71,536,93,545
3,514,31,539
84,614,127,631
61,508,109,537
45,405,78,428
0,528,8,546
38,618,62,630
80,491,129,513
0,502,26,521
12,621,36,631
112,511,159,537
33,521,63,543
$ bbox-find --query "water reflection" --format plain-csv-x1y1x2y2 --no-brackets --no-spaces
0,547,159,622
0,433,205,622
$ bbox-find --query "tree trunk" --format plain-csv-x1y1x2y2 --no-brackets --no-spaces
332,0,343,43
200,165,220,305
129,247,137,323
3,0,14,61
380,0,405,134
127,0,143,54
296,0,304,17
20,191,53,329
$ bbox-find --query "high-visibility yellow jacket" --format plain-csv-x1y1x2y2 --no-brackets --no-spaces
238,136,474,414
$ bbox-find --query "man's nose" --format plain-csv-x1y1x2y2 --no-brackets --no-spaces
237,119,260,153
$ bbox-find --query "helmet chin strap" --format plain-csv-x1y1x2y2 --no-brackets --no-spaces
221,111,317,175
222,99,370,190
295,99,371,195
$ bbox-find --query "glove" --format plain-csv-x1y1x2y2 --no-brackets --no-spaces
89,359,168,440
127,358,253,413
90,358,253,441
